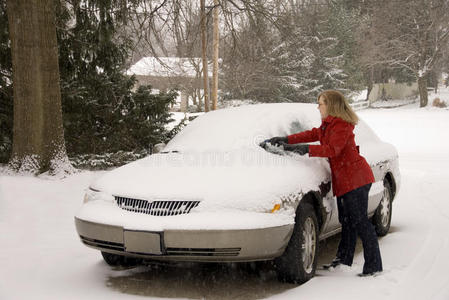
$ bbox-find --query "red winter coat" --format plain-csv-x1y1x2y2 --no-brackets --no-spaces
287,115,374,197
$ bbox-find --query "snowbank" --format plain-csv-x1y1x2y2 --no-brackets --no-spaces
1,100,449,300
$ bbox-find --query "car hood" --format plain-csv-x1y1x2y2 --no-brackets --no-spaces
90,149,330,213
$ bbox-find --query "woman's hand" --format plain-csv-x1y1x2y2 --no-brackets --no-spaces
283,143,309,155
260,136,288,148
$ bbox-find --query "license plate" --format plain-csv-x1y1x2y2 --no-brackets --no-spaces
124,230,162,255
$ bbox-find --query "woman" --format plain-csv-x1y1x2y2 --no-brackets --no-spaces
263,90,382,276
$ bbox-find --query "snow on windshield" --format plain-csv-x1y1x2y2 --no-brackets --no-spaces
164,103,395,164
164,103,321,152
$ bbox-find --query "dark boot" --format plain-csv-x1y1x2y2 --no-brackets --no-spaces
322,257,342,269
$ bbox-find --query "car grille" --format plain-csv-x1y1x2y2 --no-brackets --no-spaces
166,247,241,257
79,235,241,257
115,196,200,216
80,235,125,251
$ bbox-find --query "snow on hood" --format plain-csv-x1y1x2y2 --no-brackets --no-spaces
91,150,330,213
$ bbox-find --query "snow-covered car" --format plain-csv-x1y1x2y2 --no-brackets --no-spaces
75,103,400,284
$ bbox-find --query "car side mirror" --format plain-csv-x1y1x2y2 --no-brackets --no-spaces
153,143,166,154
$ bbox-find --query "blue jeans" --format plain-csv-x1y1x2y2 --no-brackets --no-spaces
336,183,383,274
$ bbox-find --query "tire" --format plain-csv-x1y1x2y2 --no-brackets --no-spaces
101,251,140,267
275,202,319,284
373,178,393,236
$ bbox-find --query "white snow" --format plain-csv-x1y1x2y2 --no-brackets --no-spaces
350,89,368,102
126,57,212,78
83,104,337,228
164,104,321,152
80,104,394,231
429,87,449,106
166,112,204,131
1,91,449,299
370,98,419,108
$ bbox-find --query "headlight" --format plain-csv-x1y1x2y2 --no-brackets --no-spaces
83,187,114,204
270,203,282,213
83,188,100,203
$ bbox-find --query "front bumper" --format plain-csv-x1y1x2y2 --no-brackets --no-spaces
75,218,293,262
75,203,294,262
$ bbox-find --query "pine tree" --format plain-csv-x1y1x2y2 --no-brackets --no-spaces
268,4,349,102
1,0,179,167
220,2,362,103
269,27,317,102
0,0,13,163
325,2,365,93
56,0,178,155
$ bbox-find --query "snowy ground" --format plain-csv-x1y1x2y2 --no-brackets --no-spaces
1,98,449,299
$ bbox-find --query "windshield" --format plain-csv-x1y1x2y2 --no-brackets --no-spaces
164,103,319,152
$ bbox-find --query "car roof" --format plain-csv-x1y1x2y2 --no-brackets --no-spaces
165,103,322,152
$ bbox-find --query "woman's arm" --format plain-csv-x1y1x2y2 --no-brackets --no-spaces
308,122,351,158
287,127,320,144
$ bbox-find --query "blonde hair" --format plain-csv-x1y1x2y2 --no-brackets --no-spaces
318,90,358,125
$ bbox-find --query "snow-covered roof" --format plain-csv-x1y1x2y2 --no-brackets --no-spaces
126,57,212,78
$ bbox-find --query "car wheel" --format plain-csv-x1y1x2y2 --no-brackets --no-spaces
373,178,393,236
101,251,140,267
275,202,318,284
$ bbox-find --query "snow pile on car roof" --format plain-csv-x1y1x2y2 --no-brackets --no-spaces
165,103,321,152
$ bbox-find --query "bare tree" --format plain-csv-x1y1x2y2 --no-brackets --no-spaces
124,1,282,107
123,1,359,104
363,0,449,107
6,0,72,174
212,0,219,110
200,0,210,112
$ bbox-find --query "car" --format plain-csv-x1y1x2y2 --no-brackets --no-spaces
75,103,400,284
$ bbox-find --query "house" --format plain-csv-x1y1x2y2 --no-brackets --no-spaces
368,82,418,103
126,57,212,112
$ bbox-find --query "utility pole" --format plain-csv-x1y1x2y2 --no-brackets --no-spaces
212,0,219,110
200,0,209,112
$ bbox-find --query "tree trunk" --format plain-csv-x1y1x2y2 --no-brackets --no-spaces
366,67,374,102
211,0,219,111
433,71,438,94
200,0,209,112
417,75,428,107
191,91,197,106
196,88,203,112
6,0,71,174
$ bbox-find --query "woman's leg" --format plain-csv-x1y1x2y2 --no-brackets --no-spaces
338,195,357,266
344,184,383,274
336,196,356,265
336,197,346,260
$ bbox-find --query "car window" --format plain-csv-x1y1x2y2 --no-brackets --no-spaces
355,119,381,146
289,120,309,134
